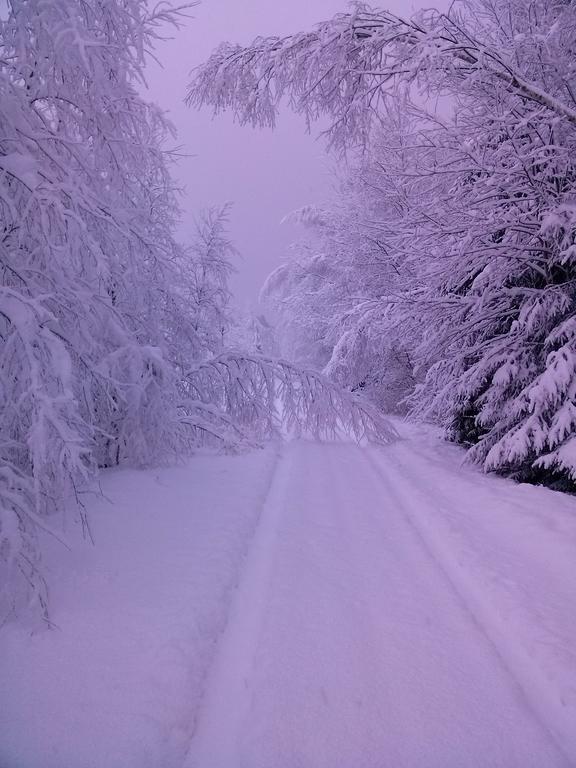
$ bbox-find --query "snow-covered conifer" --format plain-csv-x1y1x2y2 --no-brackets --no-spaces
191,0,576,487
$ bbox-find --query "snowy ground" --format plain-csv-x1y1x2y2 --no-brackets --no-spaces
1,424,576,767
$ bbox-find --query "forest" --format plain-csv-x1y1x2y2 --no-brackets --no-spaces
2,2,576,766
1,0,576,625
190,0,576,493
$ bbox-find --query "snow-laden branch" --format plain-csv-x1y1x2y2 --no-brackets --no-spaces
184,352,398,445
187,2,576,149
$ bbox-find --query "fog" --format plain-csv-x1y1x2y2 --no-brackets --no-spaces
144,1,443,305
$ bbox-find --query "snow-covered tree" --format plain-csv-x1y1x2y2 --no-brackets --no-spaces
188,1,576,150
227,311,280,357
0,0,194,619
263,142,418,415
191,0,576,488
0,0,398,622
186,204,236,355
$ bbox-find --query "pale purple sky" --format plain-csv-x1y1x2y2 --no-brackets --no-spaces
144,1,443,306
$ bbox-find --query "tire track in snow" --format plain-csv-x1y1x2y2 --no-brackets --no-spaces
365,445,573,766
183,442,293,767
188,440,569,767
182,440,571,767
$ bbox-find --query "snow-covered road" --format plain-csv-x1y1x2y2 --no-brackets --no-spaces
186,440,571,768
2,427,576,768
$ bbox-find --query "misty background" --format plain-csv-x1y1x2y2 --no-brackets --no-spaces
144,0,438,307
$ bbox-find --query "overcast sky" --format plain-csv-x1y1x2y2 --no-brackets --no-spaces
144,1,442,307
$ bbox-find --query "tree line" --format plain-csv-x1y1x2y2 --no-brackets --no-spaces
190,0,576,491
0,0,393,622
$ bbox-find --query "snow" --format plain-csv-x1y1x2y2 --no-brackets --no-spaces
0,152,42,189
2,425,576,767
0,448,281,768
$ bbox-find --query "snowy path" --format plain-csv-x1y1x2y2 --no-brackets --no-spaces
185,440,571,768
2,430,576,768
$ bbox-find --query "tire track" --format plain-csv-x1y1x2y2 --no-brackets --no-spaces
183,442,292,768
365,445,573,766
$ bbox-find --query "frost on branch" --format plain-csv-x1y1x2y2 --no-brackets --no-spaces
187,1,576,151
184,353,398,445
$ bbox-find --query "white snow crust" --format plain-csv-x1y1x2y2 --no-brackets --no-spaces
1,425,576,767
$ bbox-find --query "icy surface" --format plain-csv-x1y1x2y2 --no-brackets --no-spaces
1,425,576,767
